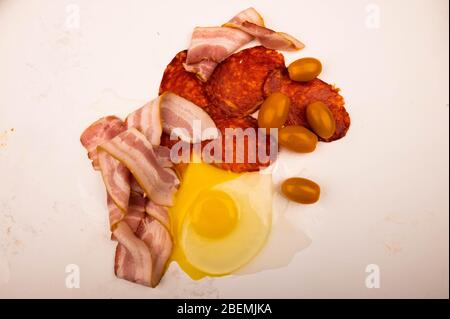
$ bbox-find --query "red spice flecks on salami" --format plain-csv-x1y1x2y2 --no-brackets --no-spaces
210,116,277,173
160,117,277,174
263,68,350,142
205,46,285,118
159,50,227,121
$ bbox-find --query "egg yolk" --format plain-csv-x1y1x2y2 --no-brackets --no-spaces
169,161,272,279
190,191,238,239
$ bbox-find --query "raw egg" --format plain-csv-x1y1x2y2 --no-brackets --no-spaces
169,162,273,278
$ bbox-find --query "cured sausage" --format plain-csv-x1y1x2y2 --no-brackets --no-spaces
210,116,277,173
205,46,285,117
159,50,227,120
159,50,209,108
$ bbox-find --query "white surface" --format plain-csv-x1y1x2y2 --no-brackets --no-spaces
0,0,448,298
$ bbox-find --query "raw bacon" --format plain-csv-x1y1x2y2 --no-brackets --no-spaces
184,7,303,80
130,176,145,196
80,116,126,170
123,193,146,233
98,128,179,206
145,201,171,231
136,216,173,287
186,27,252,65
160,92,217,143
227,7,264,26
125,98,162,146
184,7,264,80
113,222,153,286
81,103,182,287
98,149,130,212
224,21,305,51
110,192,146,240
114,215,172,287
183,59,217,82
107,194,124,230
154,145,173,168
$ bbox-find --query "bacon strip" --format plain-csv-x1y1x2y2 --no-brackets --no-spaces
186,27,252,65
114,244,135,282
125,98,162,146
129,148,172,198
184,7,304,80
182,59,217,82
224,21,304,51
123,193,146,233
107,194,124,229
99,128,179,206
113,221,153,286
227,6,264,26
80,116,126,170
145,201,170,231
130,176,145,196
81,99,182,288
184,7,264,80
110,192,146,240
154,145,173,168
160,92,217,143
136,216,173,287
98,149,130,212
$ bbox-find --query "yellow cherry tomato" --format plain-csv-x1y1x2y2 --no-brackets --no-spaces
278,125,318,153
258,92,291,132
306,101,336,139
281,177,320,204
288,57,322,82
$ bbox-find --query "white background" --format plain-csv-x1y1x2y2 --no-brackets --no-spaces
0,0,448,298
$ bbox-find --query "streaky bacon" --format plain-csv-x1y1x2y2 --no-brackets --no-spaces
113,221,153,286
125,98,162,146
186,27,252,65
98,149,130,212
183,59,217,82
184,7,304,80
128,149,172,199
227,6,264,26
224,21,305,51
154,145,173,168
80,85,200,289
80,116,126,170
130,176,145,196
99,128,179,206
160,93,217,143
136,216,173,287
123,193,146,233
184,7,264,81
111,192,146,241
107,194,124,229
114,244,134,282
145,201,171,230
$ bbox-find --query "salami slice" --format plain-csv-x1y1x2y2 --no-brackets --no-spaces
205,46,285,118
159,50,227,120
210,116,277,173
